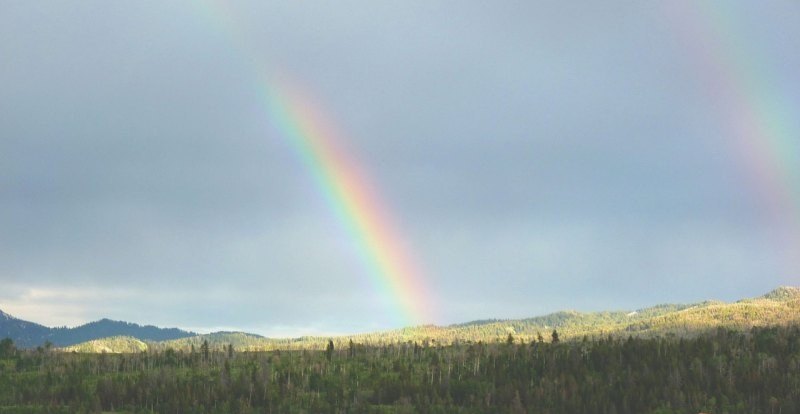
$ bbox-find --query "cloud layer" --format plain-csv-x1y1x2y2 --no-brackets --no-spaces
1,1,798,334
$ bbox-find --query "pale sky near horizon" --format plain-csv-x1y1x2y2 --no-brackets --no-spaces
2,1,799,336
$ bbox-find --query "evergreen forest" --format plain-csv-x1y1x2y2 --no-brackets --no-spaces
1,325,799,413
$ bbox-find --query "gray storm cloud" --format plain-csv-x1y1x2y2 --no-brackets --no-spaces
1,1,798,334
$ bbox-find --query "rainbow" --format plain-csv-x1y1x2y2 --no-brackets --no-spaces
193,2,434,326
260,77,434,326
664,2,800,278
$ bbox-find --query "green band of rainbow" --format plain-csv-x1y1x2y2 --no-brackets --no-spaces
665,2,800,277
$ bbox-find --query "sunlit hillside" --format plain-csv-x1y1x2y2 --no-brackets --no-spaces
62,336,148,354
62,286,800,353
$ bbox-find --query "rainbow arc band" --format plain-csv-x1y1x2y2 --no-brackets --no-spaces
261,79,433,327
666,2,800,277
194,1,435,326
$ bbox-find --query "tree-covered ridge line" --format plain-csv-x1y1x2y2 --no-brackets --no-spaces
1,325,799,413
53,286,800,353
0,311,195,348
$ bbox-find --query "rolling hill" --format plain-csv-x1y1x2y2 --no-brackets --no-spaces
61,336,149,353
4,286,800,352
0,311,196,348
49,318,195,346
47,286,800,353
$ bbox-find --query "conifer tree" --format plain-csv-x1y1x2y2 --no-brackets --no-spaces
201,339,210,361
326,339,335,361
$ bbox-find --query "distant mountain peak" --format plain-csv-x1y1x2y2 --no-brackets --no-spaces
760,286,800,301
0,313,13,324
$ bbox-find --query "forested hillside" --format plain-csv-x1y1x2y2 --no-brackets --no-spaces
0,312,195,348
3,287,800,412
0,310,51,348
75,286,800,353
4,287,800,352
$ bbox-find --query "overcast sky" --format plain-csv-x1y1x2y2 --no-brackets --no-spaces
2,1,799,336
